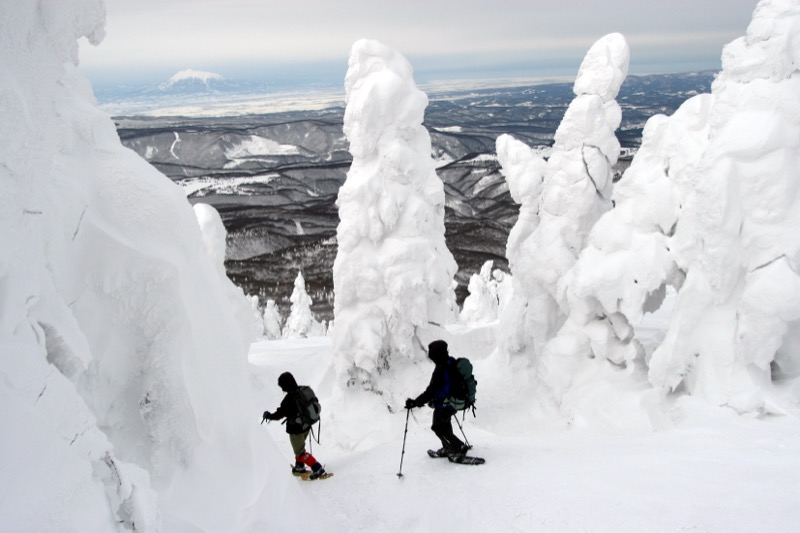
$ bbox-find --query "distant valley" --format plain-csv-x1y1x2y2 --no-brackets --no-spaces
112,72,714,321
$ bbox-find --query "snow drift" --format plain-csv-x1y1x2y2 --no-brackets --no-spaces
0,1,311,531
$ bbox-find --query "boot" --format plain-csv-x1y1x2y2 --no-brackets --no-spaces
291,462,309,475
308,464,327,480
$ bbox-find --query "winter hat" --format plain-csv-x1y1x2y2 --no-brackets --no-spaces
278,371,298,392
428,340,449,364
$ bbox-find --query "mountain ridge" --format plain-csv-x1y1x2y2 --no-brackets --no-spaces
112,72,715,320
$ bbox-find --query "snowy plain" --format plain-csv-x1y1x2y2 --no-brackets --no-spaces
249,307,800,533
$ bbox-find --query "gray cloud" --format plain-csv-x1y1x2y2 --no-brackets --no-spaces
80,0,758,82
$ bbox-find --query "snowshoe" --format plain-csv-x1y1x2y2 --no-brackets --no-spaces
301,468,333,481
448,455,485,465
427,448,449,458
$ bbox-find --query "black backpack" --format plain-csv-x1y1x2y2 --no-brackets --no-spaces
292,385,321,430
446,357,477,413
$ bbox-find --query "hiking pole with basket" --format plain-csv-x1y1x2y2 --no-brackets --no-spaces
452,412,471,449
397,407,411,478
306,418,321,455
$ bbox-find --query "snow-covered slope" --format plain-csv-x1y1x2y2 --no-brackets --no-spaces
251,333,800,533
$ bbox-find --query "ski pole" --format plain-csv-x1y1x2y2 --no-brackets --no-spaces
452,412,471,448
397,407,411,478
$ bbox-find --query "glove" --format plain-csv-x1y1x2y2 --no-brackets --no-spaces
262,411,271,423
405,398,418,409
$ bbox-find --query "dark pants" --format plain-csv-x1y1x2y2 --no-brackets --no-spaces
431,407,465,452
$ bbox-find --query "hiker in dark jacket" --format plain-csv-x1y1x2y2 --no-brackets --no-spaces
262,371,327,479
405,340,468,457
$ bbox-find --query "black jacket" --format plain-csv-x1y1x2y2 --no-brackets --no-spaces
266,393,306,434
265,372,305,434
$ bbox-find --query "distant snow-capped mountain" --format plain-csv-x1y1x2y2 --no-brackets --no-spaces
159,69,228,92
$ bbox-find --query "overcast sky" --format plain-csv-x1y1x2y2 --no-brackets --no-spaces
79,0,759,86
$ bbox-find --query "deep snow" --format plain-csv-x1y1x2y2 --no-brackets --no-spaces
250,297,800,532
249,325,800,533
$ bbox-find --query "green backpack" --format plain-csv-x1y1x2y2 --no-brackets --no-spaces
446,357,477,413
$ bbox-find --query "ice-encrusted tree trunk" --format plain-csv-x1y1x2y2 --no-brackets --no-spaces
649,0,800,413
554,93,713,370
497,33,629,359
333,39,458,392
283,271,323,339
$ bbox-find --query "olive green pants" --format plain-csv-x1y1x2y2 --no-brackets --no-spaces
289,430,310,457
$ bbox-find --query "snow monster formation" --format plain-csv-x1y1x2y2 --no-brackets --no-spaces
557,94,713,370
649,0,800,412
514,0,800,415
497,33,630,360
333,39,458,393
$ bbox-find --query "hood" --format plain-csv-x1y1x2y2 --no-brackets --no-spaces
427,340,449,365
278,371,298,392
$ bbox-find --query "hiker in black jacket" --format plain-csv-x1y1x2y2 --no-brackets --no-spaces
405,340,468,458
262,371,327,479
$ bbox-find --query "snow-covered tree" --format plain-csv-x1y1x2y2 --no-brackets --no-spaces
283,271,324,338
333,39,458,391
649,0,800,413
498,33,630,358
460,260,500,324
262,298,283,340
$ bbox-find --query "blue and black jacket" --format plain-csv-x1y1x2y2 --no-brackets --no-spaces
414,341,457,409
